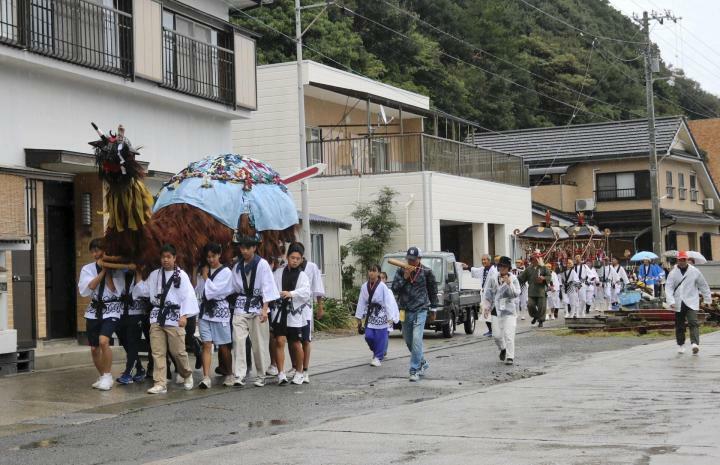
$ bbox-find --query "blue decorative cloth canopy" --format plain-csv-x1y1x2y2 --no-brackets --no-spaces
153,154,298,232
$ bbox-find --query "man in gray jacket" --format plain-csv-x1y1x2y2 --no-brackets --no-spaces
392,247,438,382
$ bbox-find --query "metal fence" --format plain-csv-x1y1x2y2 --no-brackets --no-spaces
307,133,528,186
0,0,132,76
162,29,234,106
596,188,637,201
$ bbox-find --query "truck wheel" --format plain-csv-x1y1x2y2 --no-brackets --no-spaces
464,310,476,335
442,312,456,338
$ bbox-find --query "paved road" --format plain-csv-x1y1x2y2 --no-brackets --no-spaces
0,325,667,465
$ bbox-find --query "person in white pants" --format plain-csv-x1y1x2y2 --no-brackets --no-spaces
595,257,618,313
482,256,521,366
513,259,528,321
573,256,593,317
545,263,561,320
610,257,629,308
560,258,580,318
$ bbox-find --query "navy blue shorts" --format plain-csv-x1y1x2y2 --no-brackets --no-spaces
86,317,119,347
286,324,310,343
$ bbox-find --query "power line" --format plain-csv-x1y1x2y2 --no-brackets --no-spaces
339,3,617,123
377,0,647,120
514,0,646,45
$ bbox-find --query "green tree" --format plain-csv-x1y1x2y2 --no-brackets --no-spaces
348,187,400,274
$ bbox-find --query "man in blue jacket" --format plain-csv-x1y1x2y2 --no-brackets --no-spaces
392,247,438,382
637,258,665,297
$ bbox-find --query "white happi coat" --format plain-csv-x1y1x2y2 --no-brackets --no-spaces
133,267,199,326
273,266,313,328
78,263,122,320
355,280,400,330
195,266,234,323
546,271,561,309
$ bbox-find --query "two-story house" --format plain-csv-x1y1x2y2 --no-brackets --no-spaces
473,116,720,260
232,60,532,277
0,0,259,351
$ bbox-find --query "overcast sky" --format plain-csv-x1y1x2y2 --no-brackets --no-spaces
608,0,720,97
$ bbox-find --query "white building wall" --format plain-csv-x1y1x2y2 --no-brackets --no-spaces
182,0,229,21
306,173,427,259
232,63,300,176
429,172,532,257
0,60,233,175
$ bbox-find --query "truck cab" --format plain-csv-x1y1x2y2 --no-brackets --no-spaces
380,252,481,337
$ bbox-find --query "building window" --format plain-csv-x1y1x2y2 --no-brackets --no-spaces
690,174,698,201
161,10,233,104
688,232,698,251
596,171,650,201
306,127,323,166
665,171,674,198
678,172,687,200
311,233,325,273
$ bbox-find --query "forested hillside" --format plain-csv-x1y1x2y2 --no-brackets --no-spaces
232,0,720,130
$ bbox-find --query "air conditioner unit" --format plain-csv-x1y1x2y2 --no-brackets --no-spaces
575,198,596,212
703,198,714,211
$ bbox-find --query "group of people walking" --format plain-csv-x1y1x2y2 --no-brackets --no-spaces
79,236,324,393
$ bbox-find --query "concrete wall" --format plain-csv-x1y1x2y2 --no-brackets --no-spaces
0,56,234,174
430,173,532,259
182,0,229,21
232,63,299,176
532,184,578,212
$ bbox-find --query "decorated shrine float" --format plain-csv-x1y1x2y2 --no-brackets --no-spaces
88,123,315,274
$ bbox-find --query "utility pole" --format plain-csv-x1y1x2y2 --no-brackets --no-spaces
635,10,679,258
295,1,333,257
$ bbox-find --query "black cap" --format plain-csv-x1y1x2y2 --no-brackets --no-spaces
406,247,421,260
233,235,260,247
498,256,512,268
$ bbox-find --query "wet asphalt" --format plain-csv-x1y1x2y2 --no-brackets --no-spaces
0,327,667,465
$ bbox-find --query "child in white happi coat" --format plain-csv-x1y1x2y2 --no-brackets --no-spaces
610,257,629,308
195,242,234,389
228,236,279,387
272,243,313,385
78,238,122,391
133,243,200,394
355,264,399,367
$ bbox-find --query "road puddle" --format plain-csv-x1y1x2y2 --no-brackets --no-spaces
10,438,58,450
247,419,289,428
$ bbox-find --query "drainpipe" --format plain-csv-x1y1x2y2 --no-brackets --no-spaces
423,172,433,251
559,174,566,211
405,194,415,250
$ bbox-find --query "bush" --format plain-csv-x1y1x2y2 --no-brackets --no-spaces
314,298,354,331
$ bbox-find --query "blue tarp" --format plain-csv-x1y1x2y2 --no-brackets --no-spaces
153,177,298,232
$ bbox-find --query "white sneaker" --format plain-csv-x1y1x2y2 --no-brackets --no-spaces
370,357,381,367
692,343,700,355
291,373,304,385
265,365,279,376
287,368,297,379
521,315,526,320
175,373,184,385
147,384,167,394
223,375,235,387
678,345,686,354
302,372,310,384
183,375,194,391
199,377,211,389
96,374,113,391
253,377,265,387
91,376,103,389
233,378,245,387
278,373,289,385
408,373,419,382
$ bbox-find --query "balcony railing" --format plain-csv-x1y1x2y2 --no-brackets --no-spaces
0,0,132,76
596,188,643,201
162,28,234,106
306,133,528,186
